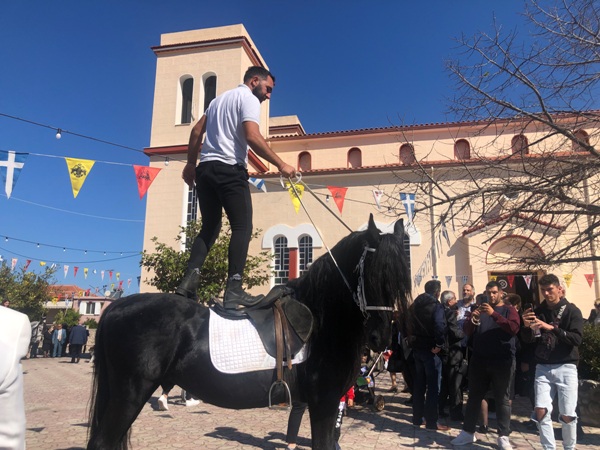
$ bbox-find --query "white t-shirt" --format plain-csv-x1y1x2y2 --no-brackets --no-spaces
200,84,261,167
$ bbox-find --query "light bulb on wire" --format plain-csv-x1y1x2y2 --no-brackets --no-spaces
56,129,62,139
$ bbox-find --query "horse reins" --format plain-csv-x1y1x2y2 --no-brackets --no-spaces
284,176,393,318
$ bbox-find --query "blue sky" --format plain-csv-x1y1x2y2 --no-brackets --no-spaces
0,0,527,294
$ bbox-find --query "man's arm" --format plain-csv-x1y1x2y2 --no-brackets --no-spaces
182,115,207,188
243,121,296,178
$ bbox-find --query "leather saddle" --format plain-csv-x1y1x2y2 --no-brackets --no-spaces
210,285,313,362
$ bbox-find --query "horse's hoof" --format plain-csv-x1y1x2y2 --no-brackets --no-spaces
157,395,169,411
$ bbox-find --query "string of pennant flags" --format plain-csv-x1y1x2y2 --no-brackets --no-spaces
0,255,141,292
0,150,161,199
5,151,596,290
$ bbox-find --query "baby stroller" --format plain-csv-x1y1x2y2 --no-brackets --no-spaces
353,351,385,411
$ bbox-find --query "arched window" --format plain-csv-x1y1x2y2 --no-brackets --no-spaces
572,129,590,152
299,235,313,276
180,77,193,124
399,144,416,165
511,134,529,154
298,152,312,171
273,237,289,284
203,75,217,111
454,139,471,160
347,147,362,168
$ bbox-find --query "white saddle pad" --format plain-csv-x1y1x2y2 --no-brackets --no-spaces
208,308,307,374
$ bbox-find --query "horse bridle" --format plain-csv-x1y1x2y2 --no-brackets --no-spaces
352,245,394,318
284,177,394,318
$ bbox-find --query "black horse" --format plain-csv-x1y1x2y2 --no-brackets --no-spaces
87,215,411,450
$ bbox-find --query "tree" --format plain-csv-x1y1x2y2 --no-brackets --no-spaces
0,263,56,320
395,0,600,267
140,218,272,302
54,308,81,327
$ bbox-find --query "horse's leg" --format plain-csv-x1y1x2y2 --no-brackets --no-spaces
308,400,339,450
87,379,158,450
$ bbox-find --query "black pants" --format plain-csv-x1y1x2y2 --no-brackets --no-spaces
463,356,515,436
187,161,253,278
439,360,464,416
286,401,307,444
70,344,83,362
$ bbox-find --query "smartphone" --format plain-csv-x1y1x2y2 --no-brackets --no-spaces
523,303,533,312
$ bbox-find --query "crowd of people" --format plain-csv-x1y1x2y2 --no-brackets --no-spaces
387,274,587,450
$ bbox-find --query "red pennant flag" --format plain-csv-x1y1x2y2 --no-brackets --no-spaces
73,266,79,277
585,273,595,287
24,259,32,271
133,165,161,199
109,270,113,280
118,280,123,289
327,186,348,214
507,274,515,288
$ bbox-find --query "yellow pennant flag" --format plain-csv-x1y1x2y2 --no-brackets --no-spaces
39,261,46,266
65,158,95,198
286,182,304,214
564,273,573,288
116,272,120,280
84,268,89,279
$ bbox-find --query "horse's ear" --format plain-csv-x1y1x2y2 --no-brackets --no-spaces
367,213,381,244
394,218,405,237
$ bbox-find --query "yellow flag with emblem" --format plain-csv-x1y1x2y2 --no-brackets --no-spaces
286,182,304,214
65,158,95,198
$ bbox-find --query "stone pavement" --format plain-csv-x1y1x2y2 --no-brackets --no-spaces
22,356,600,449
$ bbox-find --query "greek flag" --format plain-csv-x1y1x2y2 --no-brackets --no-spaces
399,193,415,222
249,177,267,193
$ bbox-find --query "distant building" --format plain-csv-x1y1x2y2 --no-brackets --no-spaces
141,24,599,315
46,284,112,323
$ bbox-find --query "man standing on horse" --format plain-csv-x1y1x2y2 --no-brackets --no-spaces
176,66,296,309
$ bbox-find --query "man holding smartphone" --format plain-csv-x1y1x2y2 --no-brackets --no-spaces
522,274,583,450
452,280,520,450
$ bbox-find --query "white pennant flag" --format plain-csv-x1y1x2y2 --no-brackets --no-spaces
372,189,384,210
101,270,105,281
63,265,69,278
523,274,532,289
445,275,452,288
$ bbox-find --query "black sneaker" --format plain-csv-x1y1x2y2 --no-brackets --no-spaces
478,425,489,434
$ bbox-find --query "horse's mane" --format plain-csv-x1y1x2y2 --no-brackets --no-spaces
289,226,411,320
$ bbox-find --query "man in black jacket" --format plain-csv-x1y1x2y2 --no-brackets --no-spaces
438,290,465,421
522,274,583,450
409,279,450,431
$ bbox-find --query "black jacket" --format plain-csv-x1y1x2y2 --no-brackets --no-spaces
441,306,464,365
521,298,583,365
409,293,447,351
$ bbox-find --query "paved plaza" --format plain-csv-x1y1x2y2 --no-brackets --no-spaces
22,356,600,449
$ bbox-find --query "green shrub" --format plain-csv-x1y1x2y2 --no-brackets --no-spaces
579,323,600,381
83,318,98,329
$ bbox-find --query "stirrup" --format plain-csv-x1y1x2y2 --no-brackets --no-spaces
268,380,292,411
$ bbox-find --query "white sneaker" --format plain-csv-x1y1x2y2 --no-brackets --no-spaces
185,398,200,407
157,394,169,411
497,436,513,450
451,430,477,446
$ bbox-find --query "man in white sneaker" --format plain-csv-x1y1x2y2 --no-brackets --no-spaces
451,281,520,450
522,274,583,450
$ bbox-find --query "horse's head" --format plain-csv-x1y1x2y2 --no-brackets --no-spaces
359,214,412,352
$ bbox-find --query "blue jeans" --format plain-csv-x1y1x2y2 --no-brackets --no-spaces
533,363,578,450
412,348,442,427
52,341,63,357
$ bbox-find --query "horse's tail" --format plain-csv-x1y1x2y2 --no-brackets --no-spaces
87,305,131,450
